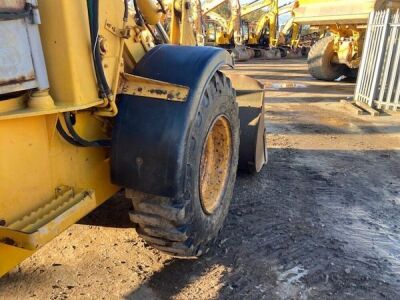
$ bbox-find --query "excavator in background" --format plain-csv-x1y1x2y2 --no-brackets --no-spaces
200,0,303,61
244,0,304,59
166,0,206,45
292,0,400,80
204,11,230,46
275,1,307,58
243,0,281,59
202,0,253,60
0,0,267,277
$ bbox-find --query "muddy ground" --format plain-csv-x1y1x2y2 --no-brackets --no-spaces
1,59,400,299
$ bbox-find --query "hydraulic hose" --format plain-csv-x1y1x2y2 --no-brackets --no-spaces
132,0,144,26
63,112,111,147
124,0,129,22
56,113,111,147
132,0,165,44
56,120,82,147
87,0,112,98
155,22,169,44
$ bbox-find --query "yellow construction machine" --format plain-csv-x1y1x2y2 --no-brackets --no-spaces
202,0,254,61
242,0,303,59
244,0,277,45
165,0,206,45
242,0,282,59
0,0,267,277
293,0,400,80
202,0,240,47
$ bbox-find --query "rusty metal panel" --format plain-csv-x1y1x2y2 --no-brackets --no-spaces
0,0,26,12
0,18,37,94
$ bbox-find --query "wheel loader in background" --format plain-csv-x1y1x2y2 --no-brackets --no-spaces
0,0,267,277
293,0,400,81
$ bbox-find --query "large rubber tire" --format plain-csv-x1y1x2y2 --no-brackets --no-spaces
308,36,345,81
344,67,358,80
129,71,240,257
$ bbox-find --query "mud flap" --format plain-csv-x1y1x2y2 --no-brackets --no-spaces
111,45,234,197
225,74,267,173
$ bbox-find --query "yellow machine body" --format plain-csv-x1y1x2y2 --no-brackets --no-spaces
245,0,278,48
0,0,176,277
202,0,243,47
0,0,266,277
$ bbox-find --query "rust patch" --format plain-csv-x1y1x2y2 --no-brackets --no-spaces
149,89,168,95
0,0,26,12
0,74,35,87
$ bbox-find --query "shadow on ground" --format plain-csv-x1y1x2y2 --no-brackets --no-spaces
1,59,399,300
122,146,400,299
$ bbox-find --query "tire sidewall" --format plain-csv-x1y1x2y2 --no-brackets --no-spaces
183,73,240,253
308,36,345,81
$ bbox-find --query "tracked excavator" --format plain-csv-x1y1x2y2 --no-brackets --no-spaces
242,0,281,59
202,0,254,61
244,0,304,59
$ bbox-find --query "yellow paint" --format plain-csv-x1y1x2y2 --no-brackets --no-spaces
170,0,198,45
0,188,98,251
38,0,100,108
0,244,34,278
0,0,154,276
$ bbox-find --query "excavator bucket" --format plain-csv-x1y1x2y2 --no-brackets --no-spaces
225,74,268,173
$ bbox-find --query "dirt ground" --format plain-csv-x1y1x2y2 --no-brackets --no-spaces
1,59,400,299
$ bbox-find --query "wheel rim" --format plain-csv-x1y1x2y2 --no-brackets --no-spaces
199,115,232,215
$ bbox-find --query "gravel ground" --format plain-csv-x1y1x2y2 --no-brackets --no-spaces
1,59,400,299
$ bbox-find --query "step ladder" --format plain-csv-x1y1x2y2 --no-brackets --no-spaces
0,186,96,250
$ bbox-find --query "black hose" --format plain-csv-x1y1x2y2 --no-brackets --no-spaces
123,0,129,22
145,23,162,44
87,0,112,98
156,0,166,14
132,0,144,26
132,0,164,44
155,23,169,43
56,120,83,147
63,112,111,147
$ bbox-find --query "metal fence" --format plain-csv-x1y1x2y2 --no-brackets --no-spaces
354,9,400,111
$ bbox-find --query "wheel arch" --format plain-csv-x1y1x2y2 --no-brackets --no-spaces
111,45,233,198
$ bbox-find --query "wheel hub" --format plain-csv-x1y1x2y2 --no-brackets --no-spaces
199,115,232,215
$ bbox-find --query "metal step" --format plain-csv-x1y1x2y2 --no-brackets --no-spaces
0,186,96,250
